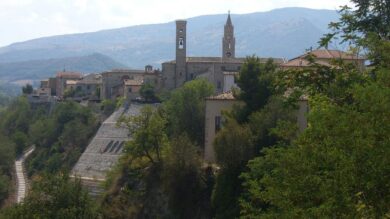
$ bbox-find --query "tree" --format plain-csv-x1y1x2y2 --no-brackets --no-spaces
162,135,206,218
320,1,390,68
22,84,33,95
212,118,254,219
163,78,214,145
1,173,98,218
276,57,368,106
119,105,168,165
234,57,277,121
240,82,390,218
140,83,157,102
11,131,28,155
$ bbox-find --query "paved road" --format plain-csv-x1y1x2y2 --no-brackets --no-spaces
15,147,35,203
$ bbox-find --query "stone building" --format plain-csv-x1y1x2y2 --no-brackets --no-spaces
204,91,242,163
123,79,143,100
55,71,82,98
101,66,161,100
161,13,284,93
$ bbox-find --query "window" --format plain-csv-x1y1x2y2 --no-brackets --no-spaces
215,116,221,132
128,88,132,93
217,81,222,89
87,85,90,90
179,37,184,49
237,66,241,71
190,73,194,79
221,66,226,71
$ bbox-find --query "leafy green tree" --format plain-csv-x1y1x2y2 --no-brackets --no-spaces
101,99,116,116
164,78,214,145
0,135,15,204
11,131,28,155
1,97,31,135
1,173,98,218
119,105,168,165
140,83,157,102
240,82,390,218
212,118,254,219
234,57,276,121
22,84,33,95
276,56,368,106
162,135,205,218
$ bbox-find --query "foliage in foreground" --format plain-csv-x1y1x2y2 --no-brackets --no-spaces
240,77,390,218
1,174,98,219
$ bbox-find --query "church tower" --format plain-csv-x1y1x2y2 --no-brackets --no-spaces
222,11,235,58
175,20,187,87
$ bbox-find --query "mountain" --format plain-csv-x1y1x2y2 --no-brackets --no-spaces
0,7,340,82
0,53,126,82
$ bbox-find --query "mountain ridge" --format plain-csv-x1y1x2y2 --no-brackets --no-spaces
0,7,341,82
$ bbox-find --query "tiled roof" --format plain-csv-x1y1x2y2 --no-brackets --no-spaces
309,49,365,60
206,91,236,100
282,49,365,68
281,58,333,67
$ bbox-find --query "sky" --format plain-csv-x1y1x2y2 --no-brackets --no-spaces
0,0,351,47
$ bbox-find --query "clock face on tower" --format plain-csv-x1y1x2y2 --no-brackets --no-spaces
226,52,231,57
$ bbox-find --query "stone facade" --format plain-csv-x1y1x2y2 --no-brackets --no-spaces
101,67,161,100
123,79,143,100
55,71,82,98
162,14,284,93
204,91,242,163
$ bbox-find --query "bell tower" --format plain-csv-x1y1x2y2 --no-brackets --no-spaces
175,20,187,87
222,11,235,58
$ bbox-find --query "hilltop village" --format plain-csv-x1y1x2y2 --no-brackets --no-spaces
3,1,390,217
29,13,366,165
31,13,364,103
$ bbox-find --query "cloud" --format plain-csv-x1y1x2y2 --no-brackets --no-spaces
0,0,352,47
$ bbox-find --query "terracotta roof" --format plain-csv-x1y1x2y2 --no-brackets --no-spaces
124,79,143,86
309,49,365,60
281,58,333,67
282,49,365,68
56,72,82,78
206,91,236,100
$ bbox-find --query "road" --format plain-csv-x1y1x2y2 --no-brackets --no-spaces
15,146,35,203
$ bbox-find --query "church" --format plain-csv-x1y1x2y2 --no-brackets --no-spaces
161,12,284,93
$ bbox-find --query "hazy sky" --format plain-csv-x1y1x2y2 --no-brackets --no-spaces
0,0,351,47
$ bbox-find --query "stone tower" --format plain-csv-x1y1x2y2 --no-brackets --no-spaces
175,20,187,87
222,11,235,58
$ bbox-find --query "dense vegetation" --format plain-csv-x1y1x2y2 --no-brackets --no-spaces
100,1,390,218
0,95,99,209
0,83,19,112
1,0,389,218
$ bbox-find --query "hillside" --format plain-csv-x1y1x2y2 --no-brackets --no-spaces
0,53,126,82
0,7,341,82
